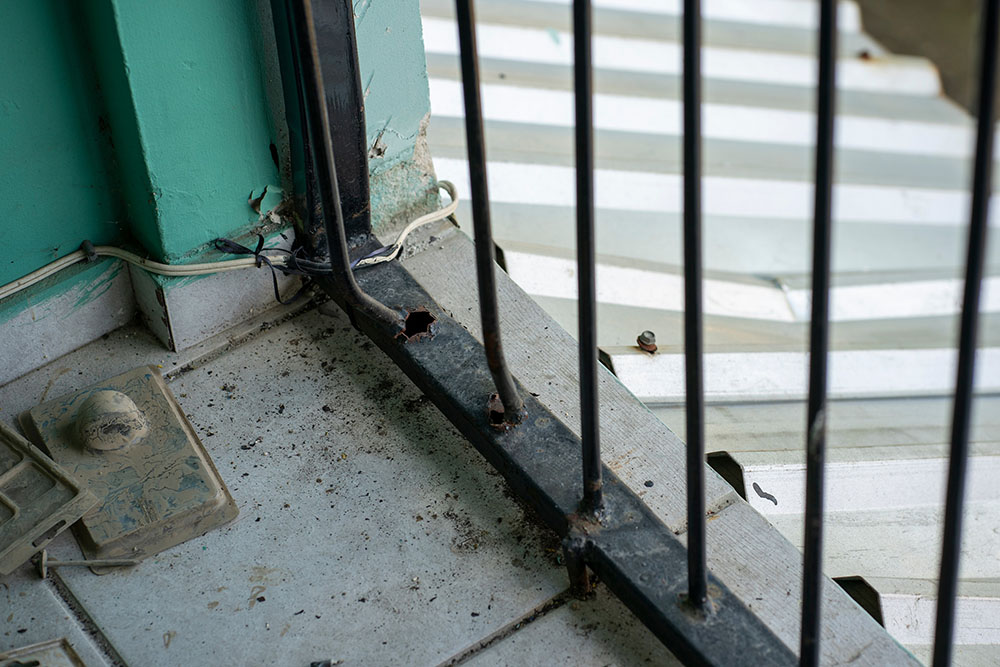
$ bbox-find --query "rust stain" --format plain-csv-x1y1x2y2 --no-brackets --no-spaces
485,392,526,431
39,367,71,402
607,451,639,472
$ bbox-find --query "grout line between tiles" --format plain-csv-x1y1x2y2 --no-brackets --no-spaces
437,589,575,666
45,573,129,667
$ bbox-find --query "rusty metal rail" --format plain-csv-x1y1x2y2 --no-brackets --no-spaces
270,0,996,664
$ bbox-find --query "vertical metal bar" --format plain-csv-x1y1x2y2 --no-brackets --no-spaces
573,0,603,514
562,534,593,598
268,0,314,250
309,0,372,239
800,0,838,664
275,0,371,254
291,0,398,327
682,0,707,610
454,0,525,424
271,0,330,258
933,1,999,664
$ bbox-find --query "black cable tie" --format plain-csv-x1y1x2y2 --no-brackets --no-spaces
253,234,266,268
80,240,98,263
212,235,322,305
214,238,255,255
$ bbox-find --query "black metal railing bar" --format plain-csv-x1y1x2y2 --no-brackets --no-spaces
284,0,996,662
455,0,526,425
290,0,398,327
682,0,708,611
799,0,837,664
573,0,604,515
933,1,999,664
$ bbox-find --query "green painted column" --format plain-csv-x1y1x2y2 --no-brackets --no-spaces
0,0,437,339
82,0,284,263
355,0,431,176
354,0,438,229
0,1,123,285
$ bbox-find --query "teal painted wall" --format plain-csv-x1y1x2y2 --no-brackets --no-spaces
355,0,437,229
1,0,434,320
355,0,431,176
84,0,284,262
0,0,284,286
0,2,123,285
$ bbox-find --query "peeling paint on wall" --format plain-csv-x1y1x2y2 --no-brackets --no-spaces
354,0,432,183
370,113,441,233
0,260,126,328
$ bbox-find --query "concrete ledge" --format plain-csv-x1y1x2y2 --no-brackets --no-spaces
130,229,301,352
0,258,134,386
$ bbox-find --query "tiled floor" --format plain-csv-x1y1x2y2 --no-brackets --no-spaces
0,301,670,666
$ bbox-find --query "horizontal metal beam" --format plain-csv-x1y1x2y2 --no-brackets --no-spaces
276,2,797,660
317,258,798,666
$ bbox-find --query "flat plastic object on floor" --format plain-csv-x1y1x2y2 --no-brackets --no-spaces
0,420,97,577
0,637,87,666
19,365,238,569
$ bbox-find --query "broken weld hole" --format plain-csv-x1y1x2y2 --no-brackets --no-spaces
396,308,436,342
487,393,506,426
488,392,520,431
486,393,528,430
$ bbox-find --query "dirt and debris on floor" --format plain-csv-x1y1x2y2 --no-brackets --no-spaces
0,302,669,666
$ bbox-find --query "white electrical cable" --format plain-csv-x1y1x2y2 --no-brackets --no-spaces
352,180,459,268
0,181,460,303
0,247,291,302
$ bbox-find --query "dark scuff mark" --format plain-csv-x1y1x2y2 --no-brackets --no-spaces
154,286,175,351
752,482,777,506
97,115,116,151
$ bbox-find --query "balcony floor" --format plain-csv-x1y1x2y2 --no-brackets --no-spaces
0,300,674,666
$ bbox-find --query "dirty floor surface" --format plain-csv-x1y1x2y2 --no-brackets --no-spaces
0,301,672,666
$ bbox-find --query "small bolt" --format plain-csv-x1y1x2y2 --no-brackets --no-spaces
637,330,657,353
35,550,140,578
